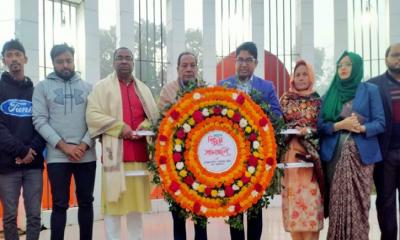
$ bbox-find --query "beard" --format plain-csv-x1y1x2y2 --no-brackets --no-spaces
388,65,400,74
55,69,75,80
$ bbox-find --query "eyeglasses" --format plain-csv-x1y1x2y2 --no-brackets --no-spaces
115,56,133,62
236,58,256,64
337,63,352,68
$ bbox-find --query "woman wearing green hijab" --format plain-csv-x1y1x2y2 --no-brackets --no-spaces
318,51,385,240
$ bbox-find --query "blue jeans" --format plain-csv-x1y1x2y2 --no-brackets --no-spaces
47,162,96,240
0,169,43,240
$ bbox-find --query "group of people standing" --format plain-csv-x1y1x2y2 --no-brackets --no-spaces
0,40,157,240
280,43,400,240
0,37,399,240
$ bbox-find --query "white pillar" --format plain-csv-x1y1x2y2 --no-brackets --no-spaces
295,0,315,66
76,0,101,221
76,0,100,85
116,0,135,50
166,0,185,82
389,0,400,43
202,0,216,85
251,0,265,78
13,0,40,83
334,0,348,61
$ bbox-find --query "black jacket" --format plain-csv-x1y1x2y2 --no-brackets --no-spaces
368,71,394,159
0,72,45,173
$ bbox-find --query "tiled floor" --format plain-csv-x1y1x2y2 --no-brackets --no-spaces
23,203,381,240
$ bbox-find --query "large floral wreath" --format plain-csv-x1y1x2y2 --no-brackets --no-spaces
152,85,279,220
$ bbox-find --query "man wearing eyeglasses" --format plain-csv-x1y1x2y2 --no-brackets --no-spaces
219,42,281,117
86,47,159,240
369,43,400,240
218,41,281,240
32,43,97,240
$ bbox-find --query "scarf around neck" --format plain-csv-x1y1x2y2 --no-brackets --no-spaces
288,60,316,96
322,51,363,122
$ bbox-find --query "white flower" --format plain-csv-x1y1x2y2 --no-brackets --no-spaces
168,117,174,123
160,165,166,171
174,144,182,152
232,93,238,100
202,108,210,117
175,190,181,196
263,125,269,132
221,108,228,116
192,182,199,190
183,123,191,133
252,141,260,149
248,166,255,174
218,190,225,197
251,190,258,197
201,206,208,213
176,162,184,170
193,93,201,100
228,205,235,212
160,141,166,146
239,119,248,128
232,184,239,191
266,165,271,171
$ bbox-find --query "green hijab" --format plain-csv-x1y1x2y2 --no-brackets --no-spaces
322,51,364,122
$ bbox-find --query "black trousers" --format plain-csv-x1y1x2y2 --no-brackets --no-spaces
229,209,263,240
171,206,207,240
47,162,96,240
374,149,400,240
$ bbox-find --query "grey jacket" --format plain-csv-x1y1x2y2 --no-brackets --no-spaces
32,72,96,163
